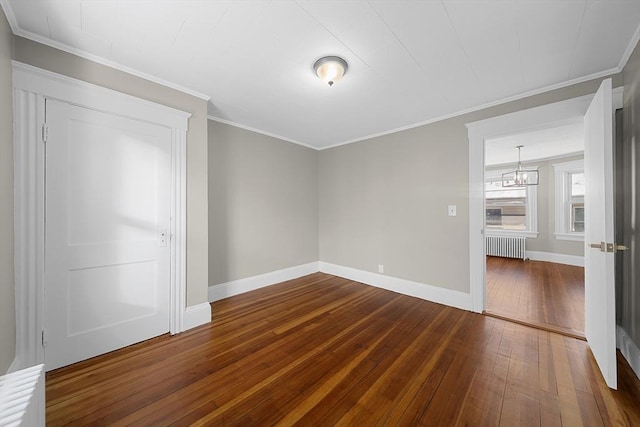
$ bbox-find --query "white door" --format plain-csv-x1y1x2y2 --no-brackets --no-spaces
45,99,172,371
584,78,617,389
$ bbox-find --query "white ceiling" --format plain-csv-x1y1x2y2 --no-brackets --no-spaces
485,122,584,167
3,1,640,149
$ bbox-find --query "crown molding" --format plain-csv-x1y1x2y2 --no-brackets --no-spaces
207,115,317,150
10,27,210,101
319,68,621,150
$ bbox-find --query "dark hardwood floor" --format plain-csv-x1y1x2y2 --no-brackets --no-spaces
46,273,640,426
486,256,585,338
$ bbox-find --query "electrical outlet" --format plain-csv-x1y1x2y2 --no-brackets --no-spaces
378,264,384,274
448,205,457,216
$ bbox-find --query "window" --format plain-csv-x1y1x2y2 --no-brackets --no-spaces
554,159,584,241
485,169,538,237
569,172,585,232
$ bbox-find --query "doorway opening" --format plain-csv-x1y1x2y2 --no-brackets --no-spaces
466,86,622,315
468,81,623,389
483,126,586,338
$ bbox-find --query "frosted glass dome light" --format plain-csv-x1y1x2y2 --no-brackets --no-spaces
314,56,348,86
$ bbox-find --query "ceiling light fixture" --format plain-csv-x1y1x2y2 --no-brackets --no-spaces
314,56,348,86
502,145,539,187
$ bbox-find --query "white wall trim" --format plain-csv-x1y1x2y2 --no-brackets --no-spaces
487,151,585,168
13,62,191,129
207,115,315,150
208,261,473,313
617,326,640,380
553,159,585,240
7,25,210,101
12,63,190,371
13,88,45,371
170,127,189,334
554,233,584,242
319,262,473,312
526,251,584,267
320,70,621,151
467,87,623,314
208,262,320,302
184,303,212,331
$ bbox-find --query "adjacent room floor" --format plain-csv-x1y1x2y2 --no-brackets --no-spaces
485,256,585,338
45,272,639,426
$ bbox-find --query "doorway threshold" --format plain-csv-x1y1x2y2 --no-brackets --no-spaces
483,310,586,341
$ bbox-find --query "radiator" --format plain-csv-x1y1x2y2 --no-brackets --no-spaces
486,235,526,260
0,364,45,427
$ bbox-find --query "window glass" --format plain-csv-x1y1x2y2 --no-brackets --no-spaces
569,172,585,233
572,205,585,232
571,173,585,197
485,178,527,231
553,160,584,240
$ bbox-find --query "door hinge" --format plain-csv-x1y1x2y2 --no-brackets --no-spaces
42,124,49,143
41,330,47,347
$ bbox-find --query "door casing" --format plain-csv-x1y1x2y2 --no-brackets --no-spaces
466,87,623,314
12,62,190,371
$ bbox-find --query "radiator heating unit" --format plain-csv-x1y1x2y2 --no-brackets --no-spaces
486,236,527,260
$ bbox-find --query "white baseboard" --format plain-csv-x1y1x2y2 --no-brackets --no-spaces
208,262,320,302
318,262,473,311
526,251,584,267
617,325,640,380
184,303,212,331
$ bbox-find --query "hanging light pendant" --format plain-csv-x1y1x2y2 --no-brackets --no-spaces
502,145,539,187
314,56,348,86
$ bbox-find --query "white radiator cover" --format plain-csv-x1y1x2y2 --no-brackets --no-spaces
0,364,45,427
486,235,527,260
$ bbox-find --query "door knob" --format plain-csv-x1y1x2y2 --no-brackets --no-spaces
590,242,628,252
605,243,628,253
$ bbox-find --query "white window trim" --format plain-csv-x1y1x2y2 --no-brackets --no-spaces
485,167,539,238
553,159,585,242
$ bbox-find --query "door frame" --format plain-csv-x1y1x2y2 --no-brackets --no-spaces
12,62,191,370
466,87,623,314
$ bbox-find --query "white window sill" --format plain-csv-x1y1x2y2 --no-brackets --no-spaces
555,233,585,242
485,230,538,238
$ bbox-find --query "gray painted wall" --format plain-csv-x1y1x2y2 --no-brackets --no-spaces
319,76,621,293
13,37,209,306
621,40,640,351
0,6,14,374
487,155,585,257
208,121,318,286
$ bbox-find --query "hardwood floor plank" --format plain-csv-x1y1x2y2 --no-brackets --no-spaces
45,272,640,426
486,257,585,337
283,300,449,426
